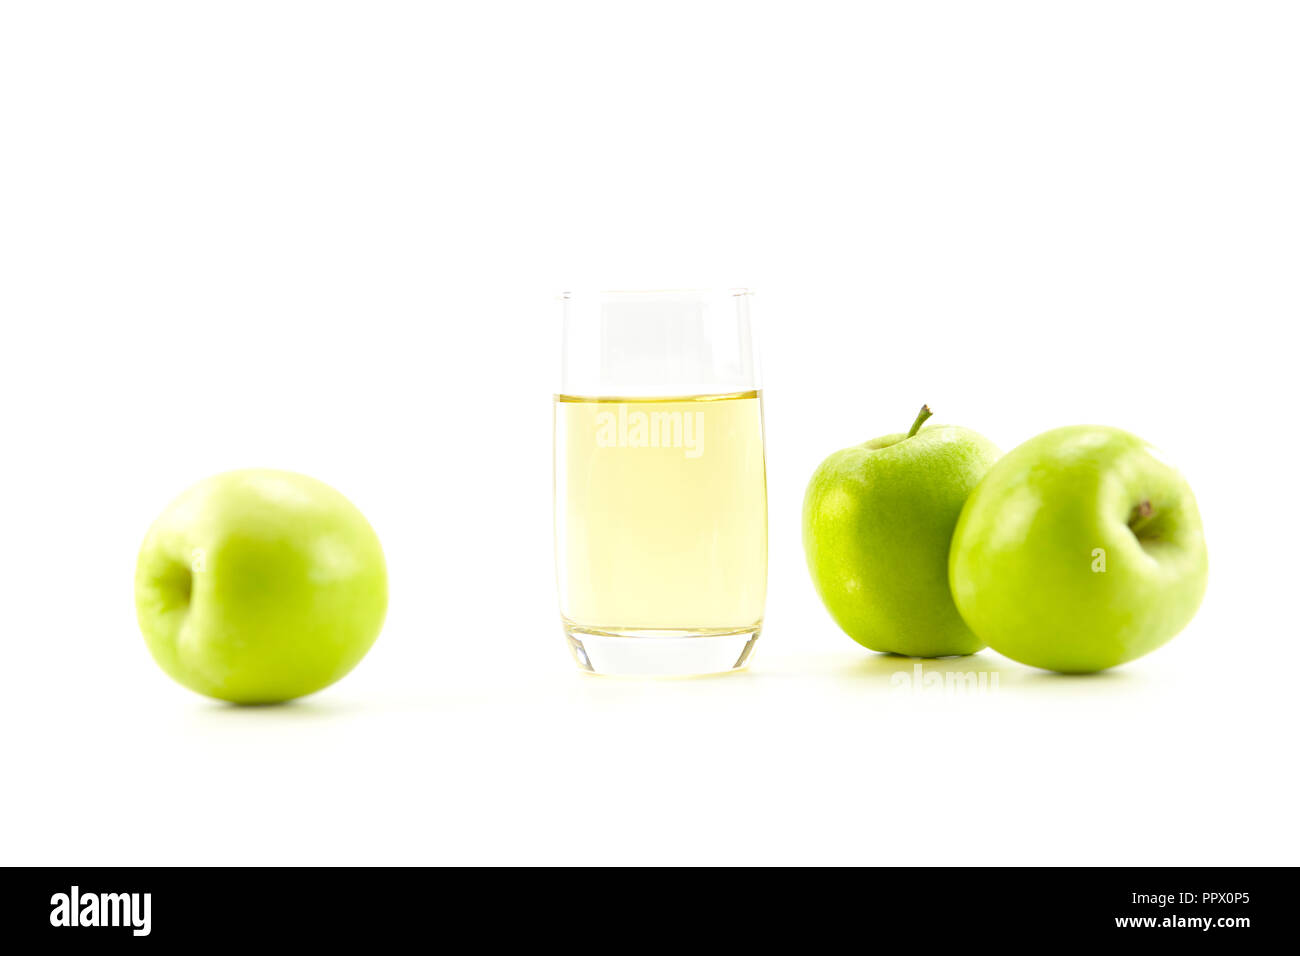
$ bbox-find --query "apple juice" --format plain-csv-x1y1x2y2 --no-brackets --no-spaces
554,391,768,637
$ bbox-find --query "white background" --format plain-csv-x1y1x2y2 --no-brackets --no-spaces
2,1,1296,866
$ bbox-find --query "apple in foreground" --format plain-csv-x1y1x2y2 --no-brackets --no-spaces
135,469,387,703
803,406,1000,657
949,426,1207,672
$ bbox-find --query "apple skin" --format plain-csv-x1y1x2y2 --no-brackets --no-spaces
803,419,1000,657
949,426,1208,673
135,469,387,703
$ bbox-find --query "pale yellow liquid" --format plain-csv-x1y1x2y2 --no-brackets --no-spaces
554,391,767,634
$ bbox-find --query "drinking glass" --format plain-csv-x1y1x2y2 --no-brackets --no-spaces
554,289,768,676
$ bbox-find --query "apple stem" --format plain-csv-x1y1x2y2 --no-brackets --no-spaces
907,405,933,438
1129,499,1157,537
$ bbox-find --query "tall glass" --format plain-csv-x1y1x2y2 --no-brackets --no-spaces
554,290,768,676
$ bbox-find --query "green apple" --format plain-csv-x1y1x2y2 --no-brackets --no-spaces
803,406,1000,657
949,426,1207,672
135,469,387,703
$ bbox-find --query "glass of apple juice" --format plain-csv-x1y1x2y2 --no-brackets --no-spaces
553,289,768,676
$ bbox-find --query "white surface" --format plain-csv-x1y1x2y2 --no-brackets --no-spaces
2,2,1296,866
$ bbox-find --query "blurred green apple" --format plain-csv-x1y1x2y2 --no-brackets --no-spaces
949,426,1208,672
803,406,1000,657
135,469,387,703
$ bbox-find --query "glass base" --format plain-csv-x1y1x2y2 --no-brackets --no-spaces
564,623,760,677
